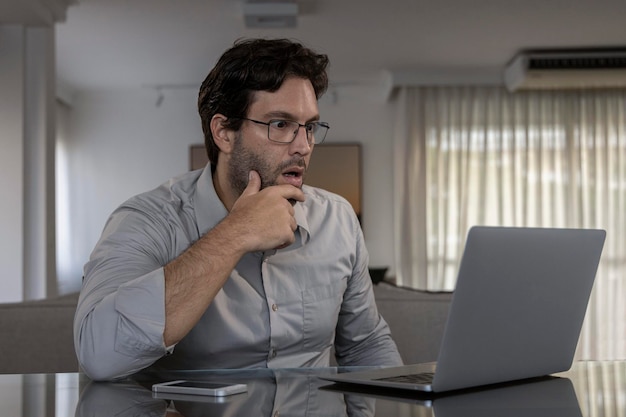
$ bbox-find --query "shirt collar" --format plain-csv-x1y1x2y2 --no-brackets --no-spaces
195,165,228,236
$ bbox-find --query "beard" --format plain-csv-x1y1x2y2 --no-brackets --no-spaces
228,133,307,197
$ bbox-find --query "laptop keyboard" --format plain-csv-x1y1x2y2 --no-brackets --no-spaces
375,372,435,385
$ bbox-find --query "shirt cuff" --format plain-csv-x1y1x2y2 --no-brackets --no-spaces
113,268,168,356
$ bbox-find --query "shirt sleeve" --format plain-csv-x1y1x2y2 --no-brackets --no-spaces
74,208,174,381
333,217,404,367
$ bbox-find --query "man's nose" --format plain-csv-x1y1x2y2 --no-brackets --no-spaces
289,125,312,154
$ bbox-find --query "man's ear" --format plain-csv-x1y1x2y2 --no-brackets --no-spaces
211,114,235,154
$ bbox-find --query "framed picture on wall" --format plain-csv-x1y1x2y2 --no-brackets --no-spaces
189,143,362,219
307,143,362,220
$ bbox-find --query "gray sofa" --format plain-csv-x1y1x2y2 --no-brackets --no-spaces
0,282,451,374
373,282,452,364
0,292,79,374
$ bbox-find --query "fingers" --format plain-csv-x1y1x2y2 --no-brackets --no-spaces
240,170,262,198
282,186,305,205
227,171,305,252
275,213,298,249
241,170,305,205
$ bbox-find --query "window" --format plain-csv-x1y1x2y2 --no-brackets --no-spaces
394,86,626,359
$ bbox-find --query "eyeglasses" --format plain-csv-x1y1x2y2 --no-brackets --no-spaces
239,118,330,145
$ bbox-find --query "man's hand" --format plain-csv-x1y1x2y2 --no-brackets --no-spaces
228,170,305,252
163,170,305,346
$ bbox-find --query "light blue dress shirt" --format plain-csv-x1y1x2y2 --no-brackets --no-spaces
74,165,402,380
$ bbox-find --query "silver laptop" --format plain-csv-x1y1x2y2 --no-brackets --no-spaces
322,226,605,393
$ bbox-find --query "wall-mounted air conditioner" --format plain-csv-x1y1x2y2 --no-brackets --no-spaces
504,48,626,92
243,1,298,28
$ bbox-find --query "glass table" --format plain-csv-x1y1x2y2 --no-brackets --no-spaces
0,360,623,416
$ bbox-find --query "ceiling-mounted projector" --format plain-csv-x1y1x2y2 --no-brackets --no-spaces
244,1,298,28
504,48,626,91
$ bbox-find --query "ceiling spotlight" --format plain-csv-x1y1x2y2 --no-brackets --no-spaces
243,1,298,28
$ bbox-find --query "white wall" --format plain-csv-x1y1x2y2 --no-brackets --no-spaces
58,87,204,291
58,83,397,292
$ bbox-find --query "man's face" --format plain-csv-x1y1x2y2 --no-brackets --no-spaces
227,76,320,196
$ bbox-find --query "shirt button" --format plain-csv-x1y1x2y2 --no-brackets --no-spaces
271,303,278,312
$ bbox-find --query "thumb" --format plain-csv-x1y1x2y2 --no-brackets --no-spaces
241,170,261,197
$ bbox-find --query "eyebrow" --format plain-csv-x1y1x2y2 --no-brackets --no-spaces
264,110,320,123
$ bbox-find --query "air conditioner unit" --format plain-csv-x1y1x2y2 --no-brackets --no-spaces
243,1,298,28
504,48,626,92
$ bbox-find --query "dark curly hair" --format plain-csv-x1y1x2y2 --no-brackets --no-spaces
197,38,329,168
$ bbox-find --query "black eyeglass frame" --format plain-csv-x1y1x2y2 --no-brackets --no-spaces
236,117,330,144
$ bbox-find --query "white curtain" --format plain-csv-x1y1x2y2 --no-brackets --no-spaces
393,86,626,360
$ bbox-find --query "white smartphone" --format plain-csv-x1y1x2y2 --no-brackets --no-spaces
152,380,247,397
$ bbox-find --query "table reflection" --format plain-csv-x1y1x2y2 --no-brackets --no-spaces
0,361,622,417
77,368,584,417
76,368,376,417
325,376,583,416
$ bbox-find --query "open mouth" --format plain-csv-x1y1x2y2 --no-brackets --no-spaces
281,166,304,187
283,170,302,178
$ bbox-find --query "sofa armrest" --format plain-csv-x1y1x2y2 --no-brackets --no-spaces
0,293,79,374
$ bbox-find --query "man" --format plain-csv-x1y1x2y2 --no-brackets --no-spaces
74,38,402,381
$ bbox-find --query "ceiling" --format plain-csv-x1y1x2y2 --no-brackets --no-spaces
5,0,626,93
